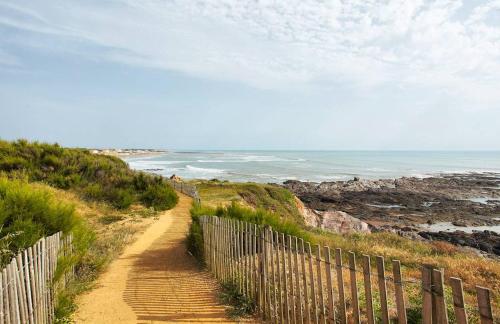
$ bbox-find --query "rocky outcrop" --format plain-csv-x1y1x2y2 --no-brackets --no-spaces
419,230,500,256
295,197,370,233
283,173,500,228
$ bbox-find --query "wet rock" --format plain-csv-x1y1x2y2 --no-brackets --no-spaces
419,230,500,256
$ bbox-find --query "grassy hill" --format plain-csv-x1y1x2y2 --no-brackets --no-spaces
0,139,178,210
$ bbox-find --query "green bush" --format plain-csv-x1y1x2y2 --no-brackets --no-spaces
141,184,179,211
106,188,134,209
0,139,178,211
0,176,91,266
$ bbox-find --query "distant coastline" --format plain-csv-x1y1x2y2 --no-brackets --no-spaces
123,150,500,183
91,148,167,158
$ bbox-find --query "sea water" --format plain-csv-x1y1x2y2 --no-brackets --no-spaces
125,151,500,183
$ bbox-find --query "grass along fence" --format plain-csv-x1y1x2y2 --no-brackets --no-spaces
199,215,496,324
165,179,200,204
0,232,73,324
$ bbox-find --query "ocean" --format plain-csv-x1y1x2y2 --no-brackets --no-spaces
125,151,500,183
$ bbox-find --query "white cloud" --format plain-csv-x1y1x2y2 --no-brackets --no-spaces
0,0,500,104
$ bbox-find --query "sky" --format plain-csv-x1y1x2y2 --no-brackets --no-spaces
0,0,500,150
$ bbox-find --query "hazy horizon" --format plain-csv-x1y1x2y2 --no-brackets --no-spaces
1,1,500,150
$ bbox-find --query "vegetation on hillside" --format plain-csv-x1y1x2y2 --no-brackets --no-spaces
192,180,304,224
0,139,178,210
0,176,90,266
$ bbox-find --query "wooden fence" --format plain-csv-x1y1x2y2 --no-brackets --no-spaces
166,179,201,204
0,232,73,324
199,216,496,324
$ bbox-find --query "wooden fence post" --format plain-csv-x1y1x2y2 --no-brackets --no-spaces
324,247,336,324
376,256,389,324
261,227,268,319
300,239,310,324
2,268,10,324
282,234,290,323
276,231,284,322
432,268,448,324
288,236,296,324
450,277,468,324
392,260,407,324
348,252,360,324
476,286,493,324
316,246,325,324
422,264,435,324
362,255,375,324
269,228,278,323
335,248,347,324
294,238,303,324
307,243,318,324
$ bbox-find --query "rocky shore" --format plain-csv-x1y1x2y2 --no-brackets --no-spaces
283,173,500,256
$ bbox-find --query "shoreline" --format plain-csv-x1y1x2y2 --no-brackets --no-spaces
90,148,167,158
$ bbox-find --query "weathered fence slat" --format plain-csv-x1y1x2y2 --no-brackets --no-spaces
348,252,360,324
392,260,407,324
307,243,318,324
324,247,335,324
476,286,493,324
300,239,310,324
362,255,375,324
288,235,296,324
432,268,449,324
283,234,291,323
294,238,303,324
450,277,468,324
276,231,284,322
316,245,326,324
376,256,389,324
335,248,347,324
2,268,10,324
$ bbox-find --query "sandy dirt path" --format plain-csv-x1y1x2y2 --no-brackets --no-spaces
74,194,239,323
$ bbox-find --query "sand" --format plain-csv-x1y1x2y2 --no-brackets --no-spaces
73,193,240,323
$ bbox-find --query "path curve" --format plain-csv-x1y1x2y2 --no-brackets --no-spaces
74,193,237,323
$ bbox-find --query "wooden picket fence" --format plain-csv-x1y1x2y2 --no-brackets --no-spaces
0,232,73,324
166,179,201,204
199,216,496,324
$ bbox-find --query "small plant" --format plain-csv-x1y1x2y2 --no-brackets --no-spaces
99,215,124,225
218,280,255,319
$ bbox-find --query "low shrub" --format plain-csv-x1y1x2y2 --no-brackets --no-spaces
141,184,178,211
107,188,134,209
0,176,92,266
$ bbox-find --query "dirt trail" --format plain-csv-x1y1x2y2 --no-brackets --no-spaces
74,194,238,323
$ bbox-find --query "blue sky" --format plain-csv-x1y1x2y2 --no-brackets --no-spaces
1,0,500,150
